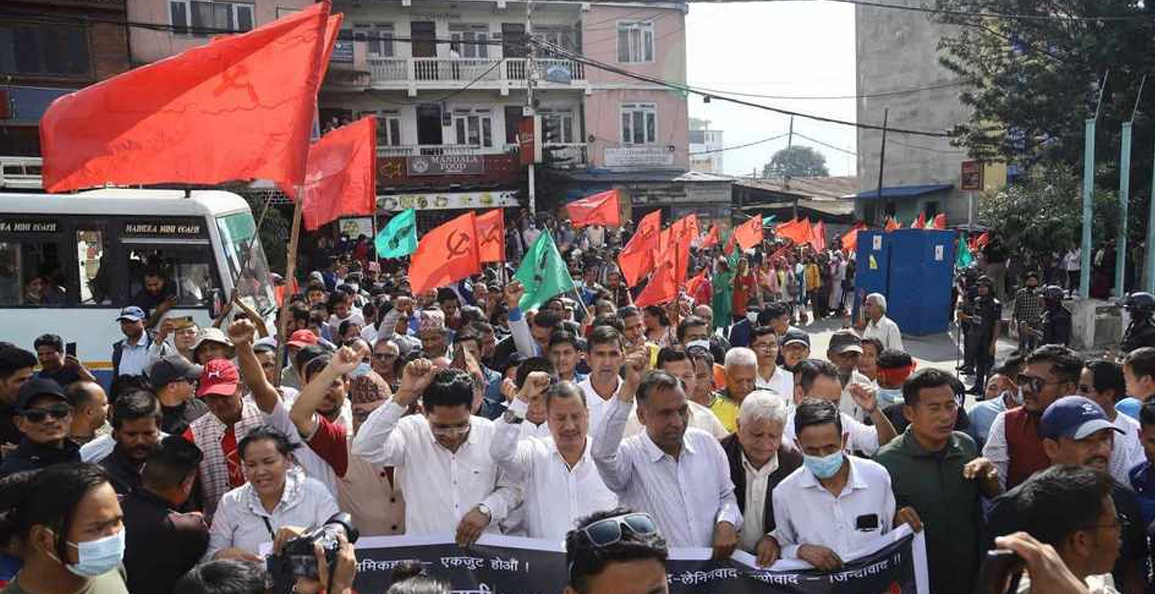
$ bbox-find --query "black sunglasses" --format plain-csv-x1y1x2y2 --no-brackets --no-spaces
22,404,70,423
576,513,658,548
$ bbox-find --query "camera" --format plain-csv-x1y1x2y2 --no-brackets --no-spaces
266,513,359,594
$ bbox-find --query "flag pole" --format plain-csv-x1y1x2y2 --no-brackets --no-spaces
274,189,304,388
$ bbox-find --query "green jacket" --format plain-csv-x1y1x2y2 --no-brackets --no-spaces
875,429,984,594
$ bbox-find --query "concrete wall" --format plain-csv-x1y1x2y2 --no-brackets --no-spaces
126,0,313,65
855,0,974,226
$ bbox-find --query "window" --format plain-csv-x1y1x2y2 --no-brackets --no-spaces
449,24,489,59
620,103,656,145
0,239,65,306
75,229,108,305
540,109,575,144
537,26,579,53
453,110,493,147
170,1,255,35
125,247,215,308
359,110,402,146
616,22,654,63
353,23,394,58
216,213,275,314
0,24,89,76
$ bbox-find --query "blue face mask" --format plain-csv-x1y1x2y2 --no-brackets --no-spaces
61,530,125,578
877,388,904,408
803,450,845,479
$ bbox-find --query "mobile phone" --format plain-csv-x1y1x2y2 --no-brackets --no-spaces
972,550,1023,594
65,342,77,357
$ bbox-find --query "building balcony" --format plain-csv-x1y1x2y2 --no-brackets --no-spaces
364,57,586,94
377,143,587,167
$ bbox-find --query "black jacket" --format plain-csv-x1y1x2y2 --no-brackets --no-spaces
720,434,803,535
101,446,144,496
122,488,209,594
0,438,80,476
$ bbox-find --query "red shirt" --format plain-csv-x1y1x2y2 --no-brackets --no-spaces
732,273,756,312
182,425,244,489
307,415,349,478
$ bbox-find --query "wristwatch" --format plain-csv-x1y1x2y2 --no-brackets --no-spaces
477,503,492,519
502,409,525,424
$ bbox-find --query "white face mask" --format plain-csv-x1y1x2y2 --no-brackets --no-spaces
746,312,759,324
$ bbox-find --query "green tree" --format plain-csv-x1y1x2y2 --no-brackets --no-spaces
761,145,829,179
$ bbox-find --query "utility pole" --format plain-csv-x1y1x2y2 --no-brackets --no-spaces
787,116,794,149
526,0,537,214
876,108,889,206
1119,76,1145,297
1081,72,1108,299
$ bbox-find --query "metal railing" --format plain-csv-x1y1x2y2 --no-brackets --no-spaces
365,56,585,86
0,157,43,190
377,145,495,157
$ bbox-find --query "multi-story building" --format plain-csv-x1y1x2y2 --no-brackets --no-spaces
0,0,132,156
126,0,314,65
322,0,730,228
689,118,723,174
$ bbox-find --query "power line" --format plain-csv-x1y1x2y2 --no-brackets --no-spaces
689,132,789,155
793,133,857,155
689,80,964,101
760,0,1155,22
534,39,954,138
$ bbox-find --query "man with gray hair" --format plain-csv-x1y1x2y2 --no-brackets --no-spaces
862,293,904,352
720,391,803,562
711,347,759,433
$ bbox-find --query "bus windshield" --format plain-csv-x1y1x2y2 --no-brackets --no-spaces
216,212,276,315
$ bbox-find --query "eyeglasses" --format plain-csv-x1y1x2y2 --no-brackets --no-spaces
1080,514,1131,532
22,404,70,423
1019,374,1065,394
575,513,658,548
430,424,471,438
373,353,397,361
751,342,778,351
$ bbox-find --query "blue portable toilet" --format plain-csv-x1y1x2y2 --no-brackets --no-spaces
854,230,890,318
885,229,956,335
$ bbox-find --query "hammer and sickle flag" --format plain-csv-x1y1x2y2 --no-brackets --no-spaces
408,212,481,295
514,230,575,312
475,209,506,263
375,208,417,259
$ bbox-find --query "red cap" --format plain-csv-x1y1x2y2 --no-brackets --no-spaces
287,330,319,349
197,359,240,398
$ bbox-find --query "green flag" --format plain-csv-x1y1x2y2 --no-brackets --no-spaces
761,214,778,228
514,230,575,311
375,209,417,258
956,234,974,268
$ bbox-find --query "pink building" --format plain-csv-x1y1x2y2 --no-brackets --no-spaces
126,0,314,65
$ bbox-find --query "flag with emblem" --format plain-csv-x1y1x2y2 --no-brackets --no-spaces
475,209,505,262
699,224,720,249
375,209,417,258
300,116,376,231
618,210,661,287
733,214,763,250
514,230,575,311
565,189,622,228
408,212,480,294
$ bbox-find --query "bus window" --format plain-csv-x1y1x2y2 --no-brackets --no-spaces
216,212,275,314
125,248,216,311
0,240,66,306
76,229,110,305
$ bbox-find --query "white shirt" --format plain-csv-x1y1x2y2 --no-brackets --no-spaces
578,376,621,434
206,467,340,559
591,396,742,547
739,453,779,553
755,366,793,404
261,399,340,496
1111,413,1146,484
982,411,1011,491
784,411,881,456
489,399,618,540
863,315,904,352
624,400,730,440
351,401,520,534
771,456,896,562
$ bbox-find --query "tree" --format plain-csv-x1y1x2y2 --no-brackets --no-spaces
761,145,829,179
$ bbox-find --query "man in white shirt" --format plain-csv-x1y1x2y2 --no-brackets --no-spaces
592,353,742,558
862,293,904,353
750,326,793,402
352,361,521,545
490,376,617,540
578,326,626,434
770,398,922,569
826,330,877,422
784,359,897,456
1080,361,1145,484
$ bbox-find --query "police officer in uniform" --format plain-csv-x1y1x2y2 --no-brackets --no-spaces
959,276,1001,394
956,268,981,375
1039,285,1071,347
1122,292,1155,354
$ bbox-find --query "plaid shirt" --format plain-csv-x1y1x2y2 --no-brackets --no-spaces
1012,288,1044,328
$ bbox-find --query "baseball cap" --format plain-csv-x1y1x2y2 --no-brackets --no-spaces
117,306,146,323
828,330,863,355
288,329,319,349
197,359,240,398
149,355,202,391
1041,396,1124,441
16,378,67,414
781,328,810,348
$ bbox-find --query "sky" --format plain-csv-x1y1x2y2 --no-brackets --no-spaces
685,2,858,177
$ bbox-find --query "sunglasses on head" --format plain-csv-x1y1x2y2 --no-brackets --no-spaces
22,404,70,423
576,513,658,548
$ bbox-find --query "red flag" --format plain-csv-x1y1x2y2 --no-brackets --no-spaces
776,218,813,245
475,209,506,263
685,271,710,303
671,214,699,242
733,215,764,250
409,212,481,295
300,117,376,231
618,210,660,287
700,224,720,249
634,254,678,308
658,218,694,285
565,189,621,228
810,220,827,251
932,213,947,229
841,222,867,252
911,213,926,229
41,3,331,195
885,217,900,232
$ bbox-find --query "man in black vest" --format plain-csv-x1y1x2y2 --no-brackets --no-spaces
720,390,802,566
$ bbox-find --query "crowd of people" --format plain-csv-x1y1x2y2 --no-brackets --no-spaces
0,213,1149,594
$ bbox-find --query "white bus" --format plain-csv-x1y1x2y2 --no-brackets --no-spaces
0,187,278,386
